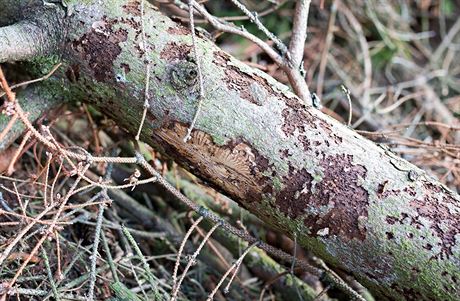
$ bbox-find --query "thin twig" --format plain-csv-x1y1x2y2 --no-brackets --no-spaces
290,233,304,301
0,63,62,98
54,230,62,280
258,271,289,301
101,231,120,283
0,114,18,142
0,67,16,102
41,246,60,301
206,241,258,301
6,164,90,290
314,258,367,301
190,1,284,66
122,224,163,299
171,216,203,295
341,85,353,126
171,222,220,301
87,194,107,300
50,159,63,207
6,130,31,175
312,284,332,301
42,152,52,207
229,0,289,57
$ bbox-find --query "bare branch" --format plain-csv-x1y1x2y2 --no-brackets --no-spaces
186,1,314,105
0,6,65,63
190,0,284,66
288,0,312,68
229,0,289,57
284,67,312,104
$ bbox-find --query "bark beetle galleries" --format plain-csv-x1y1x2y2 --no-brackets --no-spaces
150,122,273,206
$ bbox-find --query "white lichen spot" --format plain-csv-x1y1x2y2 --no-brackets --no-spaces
92,21,109,36
294,190,301,199
249,82,267,106
357,215,367,233
317,228,329,236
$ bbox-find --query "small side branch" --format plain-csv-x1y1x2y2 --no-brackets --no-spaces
191,0,284,67
288,0,311,68
0,5,65,63
229,0,289,56
190,0,312,104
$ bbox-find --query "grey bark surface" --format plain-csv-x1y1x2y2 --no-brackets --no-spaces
0,1,459,300
0,0,39,26
0,4,65,63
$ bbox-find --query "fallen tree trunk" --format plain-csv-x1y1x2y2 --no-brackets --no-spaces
0,1,459,300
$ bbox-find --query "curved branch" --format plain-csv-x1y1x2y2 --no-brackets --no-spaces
0,4,65,63
191,0,312,104
191,1,284,67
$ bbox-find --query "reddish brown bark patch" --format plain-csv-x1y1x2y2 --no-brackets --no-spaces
122,1,141,16
221,65,265,105
308,154,369,240
281,97,343,149
167,25,191,35
72,19,128,82
275,154,369,240
280,149,292,159
281,100,315,136
390,283,424,301
120,63,131,74
160,42,192,62
119,16,143,42
213,50,290,106
275,166,313,218
213,50,230,67
410,183,460,258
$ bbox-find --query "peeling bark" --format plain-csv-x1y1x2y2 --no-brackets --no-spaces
1,1,459,300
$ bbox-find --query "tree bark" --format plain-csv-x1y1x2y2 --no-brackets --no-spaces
1,1,459,300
